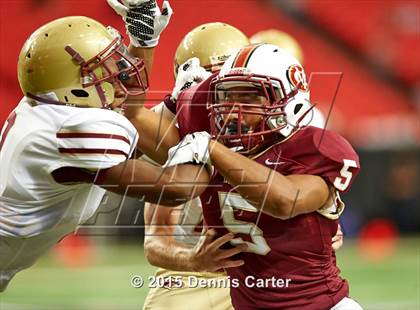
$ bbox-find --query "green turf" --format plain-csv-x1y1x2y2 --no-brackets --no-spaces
1,238,419,310
337,238,420,310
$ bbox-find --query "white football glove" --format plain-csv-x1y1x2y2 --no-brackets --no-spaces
171,57,211,101
164,131,212,168
107,0,173,47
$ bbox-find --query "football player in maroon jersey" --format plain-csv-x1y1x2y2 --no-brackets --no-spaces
106,3,348,308
165,44,362,310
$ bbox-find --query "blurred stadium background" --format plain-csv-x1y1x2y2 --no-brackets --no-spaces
0,0,419,309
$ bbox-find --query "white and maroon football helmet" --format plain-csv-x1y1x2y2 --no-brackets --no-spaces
207,43,313,153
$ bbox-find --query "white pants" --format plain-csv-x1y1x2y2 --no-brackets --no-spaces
0,232,64,292
331,297,363,310
0,269,20,292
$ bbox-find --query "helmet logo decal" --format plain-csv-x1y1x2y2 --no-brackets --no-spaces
210,54,229,65
225,67,252,76
287,64,308,92
208,54,230,72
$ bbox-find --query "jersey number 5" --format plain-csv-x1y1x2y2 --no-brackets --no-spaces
334,159,358,191
218,192,271,255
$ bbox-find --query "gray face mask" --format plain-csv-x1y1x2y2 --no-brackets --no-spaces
225,119,250,135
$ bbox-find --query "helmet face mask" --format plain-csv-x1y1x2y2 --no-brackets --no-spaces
67,27,148,109
19,17,149,110
209,72,299,153
208,44,312,154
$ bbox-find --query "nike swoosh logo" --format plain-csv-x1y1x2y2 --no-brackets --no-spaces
265,159,287,166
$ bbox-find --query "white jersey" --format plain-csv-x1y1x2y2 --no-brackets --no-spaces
0,98,137,282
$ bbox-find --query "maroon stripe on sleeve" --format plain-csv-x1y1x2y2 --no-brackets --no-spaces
56,132,130,145
0,111,17,152
58,148,128,157
163,94,177,115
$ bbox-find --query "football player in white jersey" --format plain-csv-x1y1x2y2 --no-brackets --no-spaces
138,24,344,309
0,1,211,292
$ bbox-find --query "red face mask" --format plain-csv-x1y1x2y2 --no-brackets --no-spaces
208,73,298,153
69,30,149,109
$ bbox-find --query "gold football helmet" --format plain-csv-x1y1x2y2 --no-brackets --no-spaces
18,16,148,109
174,22,249,78
250,29,304,64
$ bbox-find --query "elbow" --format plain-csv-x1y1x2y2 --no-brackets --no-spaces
143,238,152,262
267,194,298,220
143,238,159,267
264,178,328,219
169,184,198,202
276,208,295,220
158,182,194,207
268,205,293,220
162,165,209,203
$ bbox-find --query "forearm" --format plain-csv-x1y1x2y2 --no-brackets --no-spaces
144,202,196,271
129,107,180,164
208,141,328,219
144,236,196,271
123,47,155,119
99,160,209,205
128,45,155,76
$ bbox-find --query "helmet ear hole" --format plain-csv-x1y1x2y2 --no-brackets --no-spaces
71,89,89,98
294,103,303,114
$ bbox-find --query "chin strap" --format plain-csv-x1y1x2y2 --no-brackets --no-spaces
26,92,106,110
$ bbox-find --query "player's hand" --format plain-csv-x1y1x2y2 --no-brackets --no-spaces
164,131,211,167
332,224,344,251
107,0,173,47
189,229,248,272
171,57,211,101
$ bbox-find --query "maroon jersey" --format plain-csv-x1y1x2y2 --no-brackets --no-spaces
175,76,360,309
162,94,176,115
172,73,217,139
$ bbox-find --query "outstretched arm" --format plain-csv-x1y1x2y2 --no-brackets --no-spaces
97,160,209,206
108,0,178,163
107,0,172,116
52,160,209,206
